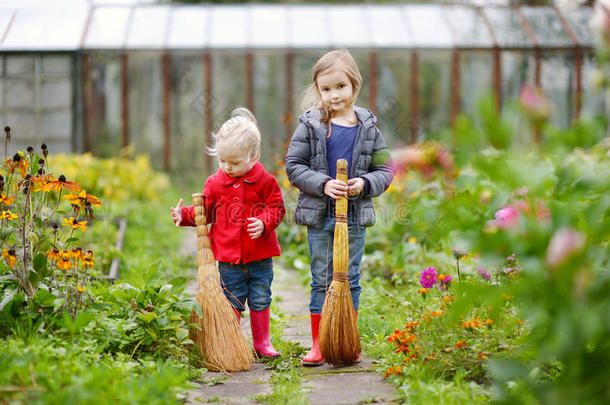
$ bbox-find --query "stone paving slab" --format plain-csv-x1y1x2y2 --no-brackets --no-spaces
181,228,397,404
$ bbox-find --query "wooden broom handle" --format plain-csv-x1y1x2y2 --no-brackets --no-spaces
333,159,349,280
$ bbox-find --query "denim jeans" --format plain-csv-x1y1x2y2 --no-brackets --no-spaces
307,215,366,314
218,258,274,312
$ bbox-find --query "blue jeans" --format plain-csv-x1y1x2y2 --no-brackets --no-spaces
307,215,366,314
218,258,274,312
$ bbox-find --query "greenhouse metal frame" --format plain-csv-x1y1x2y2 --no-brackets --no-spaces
0,0,601,171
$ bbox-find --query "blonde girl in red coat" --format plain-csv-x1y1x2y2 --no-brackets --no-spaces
170,107,285,358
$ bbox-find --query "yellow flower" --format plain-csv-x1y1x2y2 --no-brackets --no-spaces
2,249,16,268
77,285,86,293
63,190,102,208
4,153,29,178
1,210,18,221
417,288,428,295
62,217,88,231
81,250,95,268
31,174,56,192
0,193,14,206
408,237,417,243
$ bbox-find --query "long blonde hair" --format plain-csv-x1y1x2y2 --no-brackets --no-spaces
300,49,363,123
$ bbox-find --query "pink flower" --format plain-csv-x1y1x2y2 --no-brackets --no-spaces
519,85,551,122
419,267,438,289
477,266,491,280
438,275,453,290
494,207,520,229
546,228,586,269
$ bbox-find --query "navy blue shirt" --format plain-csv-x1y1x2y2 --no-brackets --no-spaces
326,122,357,179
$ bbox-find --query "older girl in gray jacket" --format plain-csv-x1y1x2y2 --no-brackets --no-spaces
285,49,393,366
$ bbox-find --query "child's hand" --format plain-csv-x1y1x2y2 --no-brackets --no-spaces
170,198,183,227
347,178,365,196
324,179,348,200
247,217,264,239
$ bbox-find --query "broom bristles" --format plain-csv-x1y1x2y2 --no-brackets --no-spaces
318,159,361,366
189,193,252,372
319,280,360,365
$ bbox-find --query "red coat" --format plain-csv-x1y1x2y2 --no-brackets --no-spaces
180,162,285,264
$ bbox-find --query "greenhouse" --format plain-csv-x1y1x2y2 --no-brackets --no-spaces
0,0,604,171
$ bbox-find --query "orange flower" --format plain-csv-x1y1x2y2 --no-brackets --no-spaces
485,318,494,326
418,288,429,295
42,175,81,193
501,293,512,300
0,193,14,206
4,153,29,178
2,249,16,268
441,296,455,303
80,251,95,268
62,217,88,231
454,340,467,349
31,174,56,192
56,259,72,271
477,352,488,360
46,249,60,262
77,285,86,293
70,247,83,260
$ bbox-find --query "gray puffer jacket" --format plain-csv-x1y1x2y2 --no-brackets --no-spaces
285,106,393,228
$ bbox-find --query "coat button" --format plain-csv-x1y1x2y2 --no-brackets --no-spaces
233,183,240,188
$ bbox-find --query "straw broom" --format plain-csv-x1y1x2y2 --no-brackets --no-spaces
318,159,361,365
189,193,252,372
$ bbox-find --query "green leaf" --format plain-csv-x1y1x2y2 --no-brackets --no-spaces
33,253,47,273
32,289,56,307
138,312,158,323
0,289,17,311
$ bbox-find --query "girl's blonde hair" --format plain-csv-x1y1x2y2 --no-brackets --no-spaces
300,49,363,122
208,107,261,161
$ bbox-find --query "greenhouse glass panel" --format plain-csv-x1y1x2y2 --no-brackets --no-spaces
459,51,494,117
253,52,286,169
4,111,36,152
6,55,35,76
85,7,131,49
128,52,164,169
443,6,494,48
581,53,607,119
250,6,288,49
483,7,533,48
292,51,321,126
328,6,368,47
41,79,72,109
562,7,594,46
376,51,411,147
540,51,574,127
5,80,34,107
210,52,246,131
501,50,536,105
404,5,453,48
0,11,14,40
418,51,451,137
166,7,207,49
41,110,71,141
90,52,123,157
41,56,71,75
2,5,88,50
366,5,413,48
209,7,248,48
170,54,205,172
126,6,170,49
289,7,330,48
521,7,573,47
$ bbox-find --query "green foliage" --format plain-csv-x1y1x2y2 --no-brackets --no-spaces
49,147,170,204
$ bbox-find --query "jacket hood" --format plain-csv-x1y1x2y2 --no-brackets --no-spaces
299,106,377,129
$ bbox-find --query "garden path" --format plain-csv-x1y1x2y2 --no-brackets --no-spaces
181,228,397,404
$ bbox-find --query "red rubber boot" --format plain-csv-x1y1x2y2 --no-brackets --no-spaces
302,313,324,366
250,308,280,358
